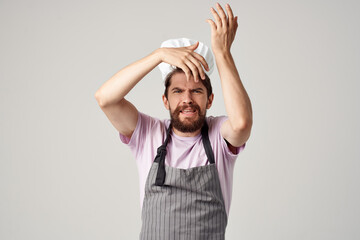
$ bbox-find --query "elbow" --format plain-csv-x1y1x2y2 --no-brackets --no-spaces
232,118,252,133
94,91,107,108
95,91,125,108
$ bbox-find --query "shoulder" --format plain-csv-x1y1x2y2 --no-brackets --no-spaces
120,111,168,145
136,112,171,136
205,115,227,144
137,112,165,127
206,115,228,131
206,115,245,156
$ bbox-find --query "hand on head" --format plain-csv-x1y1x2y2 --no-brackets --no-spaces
158,41,210,83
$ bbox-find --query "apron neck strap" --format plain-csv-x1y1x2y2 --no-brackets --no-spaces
201,122,215,164
163,123,172,146
155,121,215,186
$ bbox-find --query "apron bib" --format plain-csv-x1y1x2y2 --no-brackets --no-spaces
140,123,228,240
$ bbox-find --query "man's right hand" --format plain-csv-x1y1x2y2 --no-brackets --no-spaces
156,42,210,82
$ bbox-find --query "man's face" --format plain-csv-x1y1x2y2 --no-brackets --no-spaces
162,73,214,133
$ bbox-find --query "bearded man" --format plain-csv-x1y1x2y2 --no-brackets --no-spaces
95,3,252,239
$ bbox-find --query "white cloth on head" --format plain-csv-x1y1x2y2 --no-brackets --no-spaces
158,37,214,80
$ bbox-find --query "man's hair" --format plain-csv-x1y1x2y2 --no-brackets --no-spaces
163,68,213,99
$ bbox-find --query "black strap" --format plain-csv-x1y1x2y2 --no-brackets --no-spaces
155,124,172,186
155,122,215,186
201,122,215,164
154,145,167,186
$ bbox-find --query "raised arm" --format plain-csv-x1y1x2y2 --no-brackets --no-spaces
95,43,209,138
207,3,253,148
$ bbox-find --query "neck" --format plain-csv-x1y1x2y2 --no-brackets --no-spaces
172,127,201,137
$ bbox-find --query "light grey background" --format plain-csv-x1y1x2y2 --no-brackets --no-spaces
1,0,359,239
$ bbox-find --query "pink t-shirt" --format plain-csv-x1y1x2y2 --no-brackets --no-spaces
119,112,245,216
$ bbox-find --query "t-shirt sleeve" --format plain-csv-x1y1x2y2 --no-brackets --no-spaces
210,116,246,160
119,111,158,151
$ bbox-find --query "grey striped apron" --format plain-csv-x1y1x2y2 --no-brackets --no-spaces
140,122,228,240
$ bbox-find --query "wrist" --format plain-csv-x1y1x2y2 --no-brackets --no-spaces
152,48,164,65
213,48,232,60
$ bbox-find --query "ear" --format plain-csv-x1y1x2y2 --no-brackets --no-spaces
162,95,170,110
206,93,214,109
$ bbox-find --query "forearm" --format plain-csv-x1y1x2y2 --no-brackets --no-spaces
95,49,162,107
215,50,252,130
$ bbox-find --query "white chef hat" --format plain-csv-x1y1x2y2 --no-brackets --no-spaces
158,37,215,80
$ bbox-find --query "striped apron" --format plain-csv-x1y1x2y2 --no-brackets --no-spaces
140,122,228,240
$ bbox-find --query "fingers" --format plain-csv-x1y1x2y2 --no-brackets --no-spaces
181,54,204,82
187,41,199,51
182,45,209,82
191,51,209,71
162,43,209,82
210,3,237,30
179,63,192,82
210,7,222,28
225,4,235,28
188,54,208,81
206,19,217,32
225,4,234,19
177,56,202,82
184,58,201,82
215,3,228,29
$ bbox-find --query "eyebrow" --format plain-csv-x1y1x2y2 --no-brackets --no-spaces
171,87,183,92
170,87,204,92
192,88,204,92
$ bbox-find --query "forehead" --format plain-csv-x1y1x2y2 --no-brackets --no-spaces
169,72,206,90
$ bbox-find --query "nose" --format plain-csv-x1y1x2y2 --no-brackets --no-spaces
182,90,193,104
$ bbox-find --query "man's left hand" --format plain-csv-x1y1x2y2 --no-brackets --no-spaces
206,3,238,54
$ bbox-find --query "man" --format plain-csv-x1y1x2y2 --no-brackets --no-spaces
95,3,252,239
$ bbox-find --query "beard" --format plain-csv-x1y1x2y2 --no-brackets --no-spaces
169,103,206,133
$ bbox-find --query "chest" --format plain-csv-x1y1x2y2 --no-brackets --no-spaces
163,137,210,169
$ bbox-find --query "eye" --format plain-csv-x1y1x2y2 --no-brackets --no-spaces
192,89,202,94
173,90,182,93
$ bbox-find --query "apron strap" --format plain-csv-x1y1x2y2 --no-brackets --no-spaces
155,124,172,186
201,122,215,164
155,122,215,186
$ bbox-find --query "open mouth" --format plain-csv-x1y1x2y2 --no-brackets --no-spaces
180,108,197,116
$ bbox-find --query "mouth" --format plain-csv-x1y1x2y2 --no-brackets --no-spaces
180,108,197,116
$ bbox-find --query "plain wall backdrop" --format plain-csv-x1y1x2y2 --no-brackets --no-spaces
1,0,359,239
